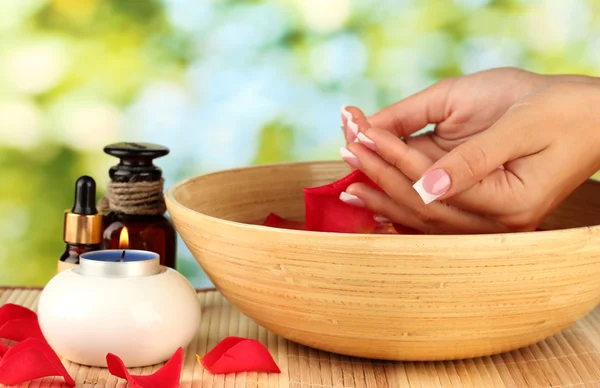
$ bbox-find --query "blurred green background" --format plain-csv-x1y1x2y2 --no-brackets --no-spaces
1,0,599,287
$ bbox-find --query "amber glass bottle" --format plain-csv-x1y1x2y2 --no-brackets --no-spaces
99,142,177,268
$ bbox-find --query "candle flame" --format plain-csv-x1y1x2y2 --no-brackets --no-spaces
119,227,129,249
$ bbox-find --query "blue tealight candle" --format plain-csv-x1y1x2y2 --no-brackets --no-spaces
81,249,158,263
78,249,161,278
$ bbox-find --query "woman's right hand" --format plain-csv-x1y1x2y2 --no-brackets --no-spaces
344,67,596,154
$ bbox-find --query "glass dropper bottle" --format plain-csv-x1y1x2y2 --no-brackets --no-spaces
58,176,103,273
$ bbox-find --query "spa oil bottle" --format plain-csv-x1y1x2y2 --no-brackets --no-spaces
58,176,103,273
98,142,177,268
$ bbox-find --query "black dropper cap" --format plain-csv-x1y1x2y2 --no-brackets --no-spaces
72,176,98,215
64,175,102,244
103,142,170,183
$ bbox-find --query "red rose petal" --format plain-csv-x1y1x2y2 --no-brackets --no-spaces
0,338,75,387
0,318,46,342
0,303,37,323
304,170,381,233
263,170,421,234
0,342,8,357
200,336,280,374
372,223,399,234
106,347,184,388
263,213,306,230
0,304,46,343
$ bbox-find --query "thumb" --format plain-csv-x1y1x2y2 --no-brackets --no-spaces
412,125,524,204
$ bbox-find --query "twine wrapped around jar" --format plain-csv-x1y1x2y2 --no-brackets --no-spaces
97,178,167,216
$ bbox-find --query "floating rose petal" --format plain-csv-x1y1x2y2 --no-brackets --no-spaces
262,170,421,234
393,223,422,235
263,213,305,230
304,170,381,233
372,223,398,234
106,347,184,388
199,336,281,374
0,338,75,387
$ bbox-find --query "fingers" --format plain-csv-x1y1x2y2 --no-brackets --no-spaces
355,127,528,216
340,106,534,219
405,133,452,161
367,78,455,137
342,182,429,232
358,128,433,181
342,142,506,234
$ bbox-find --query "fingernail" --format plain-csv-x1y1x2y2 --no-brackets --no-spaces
339,192,365,207
347,119,359,143
412,169,451,204
347,118,359,136
374,215,390,223
341,105,351,125
357,132,377,151
340,147,360,169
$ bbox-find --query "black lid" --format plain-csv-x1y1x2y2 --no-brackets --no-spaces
72,175,98,215
103,142,170,182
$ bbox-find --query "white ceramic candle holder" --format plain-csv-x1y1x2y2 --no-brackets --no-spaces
37,250,201,368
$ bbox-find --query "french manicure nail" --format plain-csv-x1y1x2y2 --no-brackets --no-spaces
412,168,451,204
357,132,377,151
340,147,360,169
341,105,352,124
347,118,359,136
346,118,359,142
374,215,391,223
339,192,365,207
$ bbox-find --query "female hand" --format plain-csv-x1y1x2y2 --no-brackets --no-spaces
343,67,597,157
339,77,600,233
342,67,547,147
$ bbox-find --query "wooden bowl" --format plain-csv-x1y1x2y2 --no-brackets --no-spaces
165,161,600,361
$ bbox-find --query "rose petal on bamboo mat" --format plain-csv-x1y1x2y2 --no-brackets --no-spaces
0,303,46,343
0,303,37,324
0,338,75,387
263,213,306,230
0,318,46,342
199,336,281,374
106,347,184,388
304,170,381,233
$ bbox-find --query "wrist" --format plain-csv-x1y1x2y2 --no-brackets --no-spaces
574,82,600,170
542,81,600,173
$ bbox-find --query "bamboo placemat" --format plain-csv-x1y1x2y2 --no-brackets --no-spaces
2,288,600,387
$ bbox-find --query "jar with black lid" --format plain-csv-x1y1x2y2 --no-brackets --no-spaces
99,142,177,268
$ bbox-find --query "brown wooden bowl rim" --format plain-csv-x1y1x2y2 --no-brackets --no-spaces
165,160,600,239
